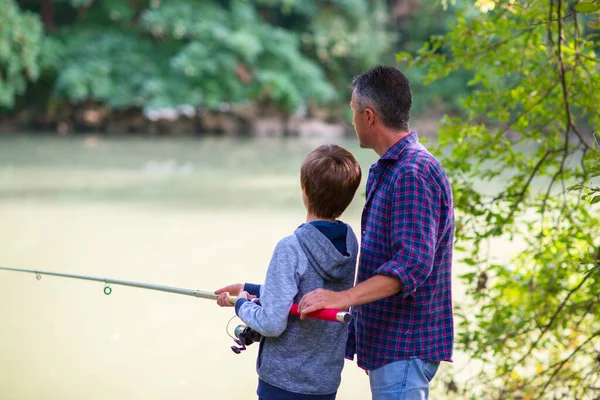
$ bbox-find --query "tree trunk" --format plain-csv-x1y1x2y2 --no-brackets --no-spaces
41,0,56,32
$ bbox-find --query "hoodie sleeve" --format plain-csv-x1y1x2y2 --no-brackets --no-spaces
236,236,299,337
243,283,261,297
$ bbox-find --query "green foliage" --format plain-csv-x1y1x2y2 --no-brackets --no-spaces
54,30,173,108
139,0,337,111
405,1,600,398
0,0,45,107
396,0,475,115
4,0,391,115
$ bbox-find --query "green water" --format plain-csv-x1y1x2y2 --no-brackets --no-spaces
0,135,377,210
0,134,490,400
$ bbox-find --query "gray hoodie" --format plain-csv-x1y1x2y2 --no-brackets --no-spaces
237,223,358,395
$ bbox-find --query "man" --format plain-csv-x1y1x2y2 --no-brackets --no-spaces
298,65,454,400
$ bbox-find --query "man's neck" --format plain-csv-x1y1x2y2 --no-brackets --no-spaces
374,130,411,156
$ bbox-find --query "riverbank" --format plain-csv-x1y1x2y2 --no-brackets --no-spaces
0,106,444,139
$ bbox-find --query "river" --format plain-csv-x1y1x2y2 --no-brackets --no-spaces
0,134,508,399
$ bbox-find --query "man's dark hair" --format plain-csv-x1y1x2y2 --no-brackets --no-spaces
351,65,412,131
301,145,362,219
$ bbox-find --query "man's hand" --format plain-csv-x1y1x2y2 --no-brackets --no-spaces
298,289,352,320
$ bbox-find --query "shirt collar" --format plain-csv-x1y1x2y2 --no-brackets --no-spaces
380,131,418,160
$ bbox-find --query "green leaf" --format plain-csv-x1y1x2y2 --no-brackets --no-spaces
575,2,600,13
459,272,477,280
591,195,600,204
463,257,478,266
396,51,413,63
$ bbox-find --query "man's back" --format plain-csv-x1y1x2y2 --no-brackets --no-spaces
346,132,454,370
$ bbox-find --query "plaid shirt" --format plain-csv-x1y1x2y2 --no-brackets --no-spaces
346,132,454,370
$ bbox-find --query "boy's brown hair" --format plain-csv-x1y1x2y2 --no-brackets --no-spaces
300,144,362,219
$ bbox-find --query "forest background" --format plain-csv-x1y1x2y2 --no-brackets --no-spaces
1,1,599,399
1,0,468,136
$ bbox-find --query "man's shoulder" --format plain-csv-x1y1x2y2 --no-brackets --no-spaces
387,150,451,199
403,141,439,165
398,143,447,178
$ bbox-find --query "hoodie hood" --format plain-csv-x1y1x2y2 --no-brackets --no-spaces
293,223,358,281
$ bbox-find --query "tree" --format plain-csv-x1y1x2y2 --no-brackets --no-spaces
4,0,392,118
0,0,45,107
393,0,474,115
401,1,600,398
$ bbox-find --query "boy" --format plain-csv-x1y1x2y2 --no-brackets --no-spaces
215,144,362,400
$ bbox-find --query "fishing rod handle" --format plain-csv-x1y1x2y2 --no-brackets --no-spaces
289,304,351,323
226,296,350,323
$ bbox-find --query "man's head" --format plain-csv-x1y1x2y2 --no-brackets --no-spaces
300,145,362,220
350,66,412,150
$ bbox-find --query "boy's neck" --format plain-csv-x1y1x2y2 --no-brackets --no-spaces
306,213,337,223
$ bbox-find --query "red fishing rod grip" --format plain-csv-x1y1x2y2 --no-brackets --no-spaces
289,304,351,323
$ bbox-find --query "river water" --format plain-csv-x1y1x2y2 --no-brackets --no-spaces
0,134,506,399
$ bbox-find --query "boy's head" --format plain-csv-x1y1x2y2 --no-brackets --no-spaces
300,144,362,220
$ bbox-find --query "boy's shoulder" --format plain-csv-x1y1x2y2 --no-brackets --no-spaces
276,232,298,246
273,232,303,254
275,222,356,251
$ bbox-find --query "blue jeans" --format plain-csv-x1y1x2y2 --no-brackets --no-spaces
368,358,440,400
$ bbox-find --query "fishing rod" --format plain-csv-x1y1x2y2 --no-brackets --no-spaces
0,266,351,354
0,266,351,323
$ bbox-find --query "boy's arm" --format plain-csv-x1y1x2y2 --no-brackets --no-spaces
214,283,261,302
243,283,261,297
236,238,299,337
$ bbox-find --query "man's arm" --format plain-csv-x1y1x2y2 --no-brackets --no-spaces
298,275,401,318
299,172,439,317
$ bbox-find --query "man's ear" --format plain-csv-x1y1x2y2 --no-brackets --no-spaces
364,107,376,127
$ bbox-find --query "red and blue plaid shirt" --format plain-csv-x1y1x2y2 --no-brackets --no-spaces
346,132,454,370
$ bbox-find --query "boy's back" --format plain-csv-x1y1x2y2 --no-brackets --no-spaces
243,222,357,396
215,144,362,399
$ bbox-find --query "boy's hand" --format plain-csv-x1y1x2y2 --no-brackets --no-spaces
215,283,244,296
215,285,256,307
216,292,235,307
215,283,243,307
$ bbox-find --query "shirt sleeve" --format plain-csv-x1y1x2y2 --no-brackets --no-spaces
344,310,357,361
236,237,299,337
375,172,439,298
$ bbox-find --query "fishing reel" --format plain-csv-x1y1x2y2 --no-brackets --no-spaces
231,324,262,354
